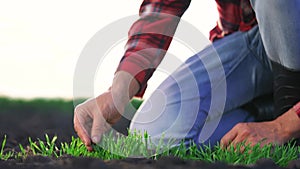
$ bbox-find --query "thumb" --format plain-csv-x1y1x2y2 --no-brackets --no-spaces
91,113,108,144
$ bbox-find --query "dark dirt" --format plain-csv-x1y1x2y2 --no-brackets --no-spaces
1,108,300,169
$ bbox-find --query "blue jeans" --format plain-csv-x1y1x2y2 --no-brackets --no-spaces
129,1,300,148
251,0,300,70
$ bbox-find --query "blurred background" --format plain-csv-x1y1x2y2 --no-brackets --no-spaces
0,0,217,100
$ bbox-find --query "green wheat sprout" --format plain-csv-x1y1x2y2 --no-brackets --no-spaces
1,132,299,167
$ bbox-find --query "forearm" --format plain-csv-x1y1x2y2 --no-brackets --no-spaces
92,71,140,121
111,71,140,100
116,0,191,97
274,103,300,141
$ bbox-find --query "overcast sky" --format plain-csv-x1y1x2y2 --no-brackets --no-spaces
0,0,218,99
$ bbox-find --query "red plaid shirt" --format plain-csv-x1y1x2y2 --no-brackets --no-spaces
116,0,257,97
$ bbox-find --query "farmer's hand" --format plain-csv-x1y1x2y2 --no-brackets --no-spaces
73,71,139,151
74,92,122,151
221,107,300,149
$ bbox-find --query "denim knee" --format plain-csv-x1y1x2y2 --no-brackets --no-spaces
250,0,300,70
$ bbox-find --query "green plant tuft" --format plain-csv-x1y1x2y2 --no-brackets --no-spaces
0,135,13,160
0,133,299,167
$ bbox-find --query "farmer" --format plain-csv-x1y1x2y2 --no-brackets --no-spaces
74,0,300,151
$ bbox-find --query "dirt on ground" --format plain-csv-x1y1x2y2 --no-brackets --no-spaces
1,108,300,169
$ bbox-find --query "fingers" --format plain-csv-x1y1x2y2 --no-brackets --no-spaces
230,129,251,146
73,94,119,151
220,123,253,151
220,125,238,148
74,113,93,151
221,123,262,152
91,112,109,144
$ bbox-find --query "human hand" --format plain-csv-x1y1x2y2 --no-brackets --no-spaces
73,71,140,151
220,108,300,150
220,121,286,150
73,91,125,151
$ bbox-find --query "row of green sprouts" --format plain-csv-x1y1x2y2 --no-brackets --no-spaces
1,131,300,167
